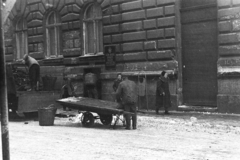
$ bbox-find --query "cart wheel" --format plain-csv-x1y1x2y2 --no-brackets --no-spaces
99,114,113,125
81,112,94,127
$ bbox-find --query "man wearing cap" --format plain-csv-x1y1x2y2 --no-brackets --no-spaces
116,75,138,130
22,54,40,91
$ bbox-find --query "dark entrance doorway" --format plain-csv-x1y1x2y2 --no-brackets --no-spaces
83,68,102,99
181,0,218,106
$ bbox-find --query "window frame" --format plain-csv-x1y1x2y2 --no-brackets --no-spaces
45,10,62,58
15,18,28,60
83,3,103,56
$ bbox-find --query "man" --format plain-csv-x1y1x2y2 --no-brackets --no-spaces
116,75,137,130
60,77,76,111
113,73,122,103
22,54,40,91
113,73,122,92
155,71,171,115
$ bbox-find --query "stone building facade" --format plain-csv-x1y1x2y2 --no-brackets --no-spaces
4,0,240,113
217,0,240,113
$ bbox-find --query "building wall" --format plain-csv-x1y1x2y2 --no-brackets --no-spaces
101,0,178,110
217,0,240,113
4,0,178,110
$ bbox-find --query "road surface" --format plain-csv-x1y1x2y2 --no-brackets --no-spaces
1,112,240,160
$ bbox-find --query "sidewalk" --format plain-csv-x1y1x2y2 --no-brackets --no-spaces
138,109,240,127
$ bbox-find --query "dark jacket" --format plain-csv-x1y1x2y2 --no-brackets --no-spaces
113,78,122,92
116,79,137,105
156,76,171,109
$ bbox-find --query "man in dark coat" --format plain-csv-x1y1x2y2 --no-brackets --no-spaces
113,73,122,92
156,71,171,115
113,73,122,103
23,54,40,91
116,76,137,130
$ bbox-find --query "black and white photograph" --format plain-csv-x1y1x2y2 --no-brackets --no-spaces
0,0,240,159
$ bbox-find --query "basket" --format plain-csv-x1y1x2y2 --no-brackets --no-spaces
38,107,57,126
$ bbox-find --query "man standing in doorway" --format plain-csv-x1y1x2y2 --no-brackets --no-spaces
116,75,137,130
22,54,40,91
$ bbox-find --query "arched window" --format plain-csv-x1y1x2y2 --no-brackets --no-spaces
15,19,28,60
83,3,103,55
45,11,61,57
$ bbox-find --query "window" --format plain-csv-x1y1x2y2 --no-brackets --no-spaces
45,11,61,57
83,3,103,55
15,19,28,60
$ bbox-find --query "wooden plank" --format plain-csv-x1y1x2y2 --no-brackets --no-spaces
56,97,134,115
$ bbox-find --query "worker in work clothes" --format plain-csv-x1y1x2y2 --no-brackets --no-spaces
116,76,138,130
22,54,40,91
155,71,171,115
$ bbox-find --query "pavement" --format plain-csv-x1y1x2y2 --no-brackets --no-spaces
143,109,240,127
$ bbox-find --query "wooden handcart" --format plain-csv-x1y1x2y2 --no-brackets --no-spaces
56,97,134,128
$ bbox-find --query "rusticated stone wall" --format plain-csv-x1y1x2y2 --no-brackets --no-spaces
5,0,83,61
102,0,177,70
4,0,179,110
217,0,240,113
5,0,178,70
218,0,240,60
100,0,178,109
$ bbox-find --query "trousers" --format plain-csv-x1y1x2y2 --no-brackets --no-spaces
29,64,40,90
124,103,137,129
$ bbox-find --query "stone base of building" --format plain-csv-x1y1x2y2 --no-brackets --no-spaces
217,94,240,114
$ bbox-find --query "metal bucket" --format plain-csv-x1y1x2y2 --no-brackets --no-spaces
38,107,57,126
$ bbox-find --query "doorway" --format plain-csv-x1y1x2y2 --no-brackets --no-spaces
181,0,218,106
83,68,102,99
